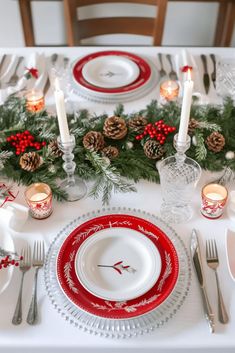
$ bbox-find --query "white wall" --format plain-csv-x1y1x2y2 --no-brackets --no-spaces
0,0,234,47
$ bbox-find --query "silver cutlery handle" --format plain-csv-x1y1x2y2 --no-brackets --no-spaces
27,268,39,325
12,272,25,325
166,54,173,70
210,54,216,68
215,271,229,324
200,286,215,333
158,53,164,69
201,54,208,74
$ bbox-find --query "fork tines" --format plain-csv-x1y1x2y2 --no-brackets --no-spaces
206,239,218,262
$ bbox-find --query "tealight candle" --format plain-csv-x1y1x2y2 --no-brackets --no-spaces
25,90,45,113
160,80,179,101
25,182,53,219
201,183,228,219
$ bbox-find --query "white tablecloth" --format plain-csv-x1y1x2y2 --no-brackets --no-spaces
0,46,235,353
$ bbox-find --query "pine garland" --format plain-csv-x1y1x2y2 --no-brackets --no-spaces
0,96,235,205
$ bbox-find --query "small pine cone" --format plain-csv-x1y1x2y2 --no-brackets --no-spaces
83,131,105,152
128,116,148,134
103,116,127,140
144,140,165,160
206,131,225,153
101,146,119,160
188,118,200,135
19,152,43,172
48,140,63,157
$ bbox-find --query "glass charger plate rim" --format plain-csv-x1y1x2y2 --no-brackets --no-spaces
44,207,191,339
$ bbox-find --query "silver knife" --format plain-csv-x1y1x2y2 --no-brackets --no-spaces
190,229,215,333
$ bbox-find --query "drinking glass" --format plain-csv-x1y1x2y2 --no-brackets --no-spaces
158,134,201,224
216,58,235,100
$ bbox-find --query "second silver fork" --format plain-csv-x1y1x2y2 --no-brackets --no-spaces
26,241,45,325
206,239,229,324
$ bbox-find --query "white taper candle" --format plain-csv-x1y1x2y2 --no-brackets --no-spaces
178,69,194,144
54,78,70,144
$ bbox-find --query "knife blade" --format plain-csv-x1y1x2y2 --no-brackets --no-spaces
201,54,210,94
190,229,215,333
210,54,216,89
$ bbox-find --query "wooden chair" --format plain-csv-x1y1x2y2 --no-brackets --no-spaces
63,0,168,46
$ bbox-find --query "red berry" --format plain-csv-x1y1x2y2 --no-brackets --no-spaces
11,260,15,265
15,262,19,267
42,141,46,146
20,256,23,260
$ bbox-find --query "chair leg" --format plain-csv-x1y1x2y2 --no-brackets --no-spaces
214,2,235,47
18,0,35,46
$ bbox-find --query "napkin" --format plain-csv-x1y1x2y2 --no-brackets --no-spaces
0,53,47,104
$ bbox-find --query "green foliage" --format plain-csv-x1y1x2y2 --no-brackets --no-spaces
1,96,235,204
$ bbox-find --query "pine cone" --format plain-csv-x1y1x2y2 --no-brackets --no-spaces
206,131,225,153
128,116,148,134
188,118,200,135
101,146,119,160
19,152,43,172
83,131,105,152
103,116,127,140
48,140,63,157
144,140,165,160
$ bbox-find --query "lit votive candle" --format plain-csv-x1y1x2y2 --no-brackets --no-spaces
160,80,179,101
25,90,45,113
25,182,53,219
201,183,228,219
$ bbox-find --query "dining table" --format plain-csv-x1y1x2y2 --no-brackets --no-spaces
0,45,235,353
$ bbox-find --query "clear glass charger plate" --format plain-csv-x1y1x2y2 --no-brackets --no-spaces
44,207,191,339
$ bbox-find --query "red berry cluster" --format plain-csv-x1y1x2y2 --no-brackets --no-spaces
0,255,23,269
135,121,176,145
6,130,46,156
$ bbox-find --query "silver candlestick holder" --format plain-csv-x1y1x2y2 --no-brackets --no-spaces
157,133,201,224
57,134,87,202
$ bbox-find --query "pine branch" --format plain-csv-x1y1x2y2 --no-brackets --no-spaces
195,131,207,161
86,151,136,205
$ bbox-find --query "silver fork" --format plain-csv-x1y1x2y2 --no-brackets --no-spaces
166,54,178,81
158,53,167,78
206,239,229,324
26,241,45,325
12,245,31,325
6,56,24,86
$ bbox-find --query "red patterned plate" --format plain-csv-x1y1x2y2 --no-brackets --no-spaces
57,214,179,319
72,51,152,94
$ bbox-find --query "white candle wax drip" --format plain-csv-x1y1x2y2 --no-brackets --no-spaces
178,69,194,145
54,78,70,144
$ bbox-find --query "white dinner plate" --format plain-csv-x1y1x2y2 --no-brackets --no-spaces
82,55,140,89
0,226,15,295
75,227,161,301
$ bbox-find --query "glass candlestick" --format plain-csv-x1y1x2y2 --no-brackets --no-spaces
157,134,201,224
57,134,87,201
